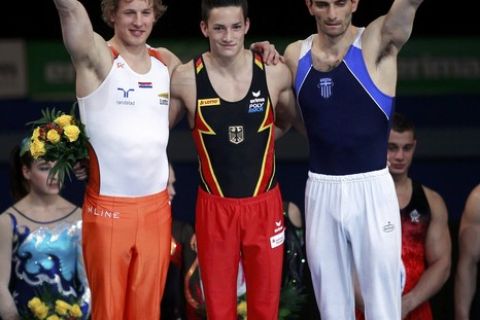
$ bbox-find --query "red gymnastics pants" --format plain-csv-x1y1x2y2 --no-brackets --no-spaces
195,185,285,320
82,188,171,319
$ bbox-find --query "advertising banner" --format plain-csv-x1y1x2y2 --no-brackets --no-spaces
24,37,480,99
0,39,27,98
398,38,480,95
27,41,75,100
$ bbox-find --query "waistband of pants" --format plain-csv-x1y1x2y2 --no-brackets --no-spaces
197,184,281,205
86,186,169,206
308,167,389,183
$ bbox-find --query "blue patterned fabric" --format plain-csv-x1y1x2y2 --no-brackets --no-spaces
8,212,90,319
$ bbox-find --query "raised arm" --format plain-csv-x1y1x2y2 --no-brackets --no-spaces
361,0,425,95
53,0,112,96
0,214,18,320
364,0,424,59
401,187,451,318
455,185,480,320
381,0,424,51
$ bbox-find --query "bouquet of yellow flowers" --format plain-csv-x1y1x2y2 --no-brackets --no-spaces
21,105,88,183
27,297,83,320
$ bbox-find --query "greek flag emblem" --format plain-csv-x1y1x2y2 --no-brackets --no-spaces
317,78,334,98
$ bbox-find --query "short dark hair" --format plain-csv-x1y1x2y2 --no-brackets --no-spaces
391,112,416,138
201,0,248,22
101,0,167,28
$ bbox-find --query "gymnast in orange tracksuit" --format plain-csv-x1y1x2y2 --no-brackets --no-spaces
51,0,182,318
78,43,174,320
78,44,172,319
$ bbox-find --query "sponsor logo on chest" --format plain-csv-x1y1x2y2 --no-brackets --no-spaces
158,92,169,106
116,87,136,106
248,90,265,113
198,98,221,107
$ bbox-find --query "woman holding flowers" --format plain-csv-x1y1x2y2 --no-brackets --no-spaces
0,143,90,320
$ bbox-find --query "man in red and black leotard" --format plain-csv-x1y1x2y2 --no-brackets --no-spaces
388,113,451,319
356,112,451,319
169,1,298,319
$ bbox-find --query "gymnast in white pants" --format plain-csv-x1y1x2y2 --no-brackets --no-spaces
305,168,402,319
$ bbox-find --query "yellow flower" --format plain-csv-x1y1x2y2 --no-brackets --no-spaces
28,298,49,320
28,297,42,308
30,139,46,159
54,114,73,128
69,304,83,318
55,299,71,316
47,129,61,144
237,300,247,317
63,125,80,142
32,127,41,140
46,316,61,320
33,304,49,319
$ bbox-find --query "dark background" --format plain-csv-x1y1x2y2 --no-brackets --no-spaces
2,0,479,40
